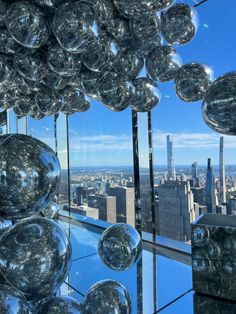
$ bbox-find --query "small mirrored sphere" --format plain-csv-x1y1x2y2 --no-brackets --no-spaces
0,0,8,28
131,12,160,40
98,223,142,270
47,44,81,77
175,62,213,102
98,73,133,111
36,296,82,314
6,2,50,48
0,55,12,88
131,77,160,112
14,53,48,81
40,201,60,219
113,0,144,18
13,95,33,117
106,18,132,46
42,71,70,91
53,2,99,53
146,46,181,82
0,28,20,54
0,217,72,300
202,72,236,135
62,87,91,113
0,134,61,219
83,280,132,314
93,0,114,26
80,69,101,99
161,4,197,45
0,284,29,314
36,85,64,115
143,0,174,11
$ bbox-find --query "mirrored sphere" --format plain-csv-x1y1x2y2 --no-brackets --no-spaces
161,4,197,45
42,71,70,91
93,0,114,26
130,12,160,40
0,134,61,219
106,18,132,45
62,87,90,112
36,85,64,115
0,284,29,314
131,77,160,112
113,0,144,18
0,28,20,54
146,46,181,82
14,53,48,81
13,95,33,117
83,280,132,314
40,201,60,219
37,296,82,314
143,0,174,11
98,223,142,270
47,44,81,77
0,0,8,28
80,69,101,99
0,55,12,88
132,32,162,56
32,0,65,8
98,73,133,111
0,217,72,300
6,2,50,48
53,2,99,53
202,72,236,135
175,62,213,102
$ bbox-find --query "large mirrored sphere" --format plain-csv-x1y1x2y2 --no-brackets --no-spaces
175,63,213,102
37,296,82,314
53,2,99,53
98,223,142,270
202,72,236,135
0,217,72,300
6,2,50,48
0,134,61,219
146,46,181,82
131,78,160,112
161,4,197,45
83,280,132,314
40,201,60,219
14,53,48,81
0,284,29,314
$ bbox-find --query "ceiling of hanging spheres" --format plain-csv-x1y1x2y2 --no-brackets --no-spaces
131,77,160,112
5,1,50,49
144,0,175,11
52,1,100,53
112,48,144,81
42,70,70,91
202,72,236,136
175,62,213,102
35,85,64,115
98,72,134,112
36,296,82,314
32,0,66,8
47,43,81,77
106,17,132,46
160,3,198,45
83,280,132,314
146,46,181,82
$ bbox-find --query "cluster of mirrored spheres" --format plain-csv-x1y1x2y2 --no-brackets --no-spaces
0,133,142,313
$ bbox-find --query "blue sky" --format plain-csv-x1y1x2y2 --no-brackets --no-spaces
29,0,236,169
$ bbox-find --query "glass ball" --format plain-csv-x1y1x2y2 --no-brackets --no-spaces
160,4,198,45
35,85,64,115
47,44,81,77
6,2,50,49
0,217,72,300
175,62,213,102
98,223,142,270
98,72,133,111
146,46,181,82
42,70,70,91
40,201,60,219
0,134,61,219
0,284,29,314
37,296,82,314
131,77,160,112
106,18,132,46
83,280,132,314
202,72,236,135
53,2,99,53
14,52,48,81
113,49,144,81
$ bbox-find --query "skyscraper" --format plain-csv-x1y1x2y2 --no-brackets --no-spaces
192,162,198,179
219,136,226,204
88,194,116,223
205,158,218,213
167,135,176,181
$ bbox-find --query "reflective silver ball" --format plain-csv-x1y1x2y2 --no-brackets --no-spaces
0,134,61,219
83,280,132,314
36,296,82,314
146,46,181,82
41,70,70,91
202,72,236,135
0,217,72,300
131,77,160,112
61,87,91,114
98,223,142,270
92,0,114,26
40,201,60,219
32,0,65,8
145,0,174,11
0,284,29,314
35,85,64,115
80,69,101,99
6,2,50,48
175,63,213,102
161,4,197,45
106,18,132,46
13,95,33,117
113,0,144,18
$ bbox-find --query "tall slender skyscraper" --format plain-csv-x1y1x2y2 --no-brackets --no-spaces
219,136,226,204
167,135,176,180
192,162,198,179
205,158,218,213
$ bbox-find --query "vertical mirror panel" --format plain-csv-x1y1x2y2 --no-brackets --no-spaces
7,109,17,134
16,116,28,135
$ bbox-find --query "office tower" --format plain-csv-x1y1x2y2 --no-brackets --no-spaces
192,162,198,179
216,205,227,215
205,158,218,213
219,136,226,204
191,186,205,205
226,198,236,215
157,180,195,242
108,186,135,227
73,186,86,206
88,194,116,223
167,135,176,181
